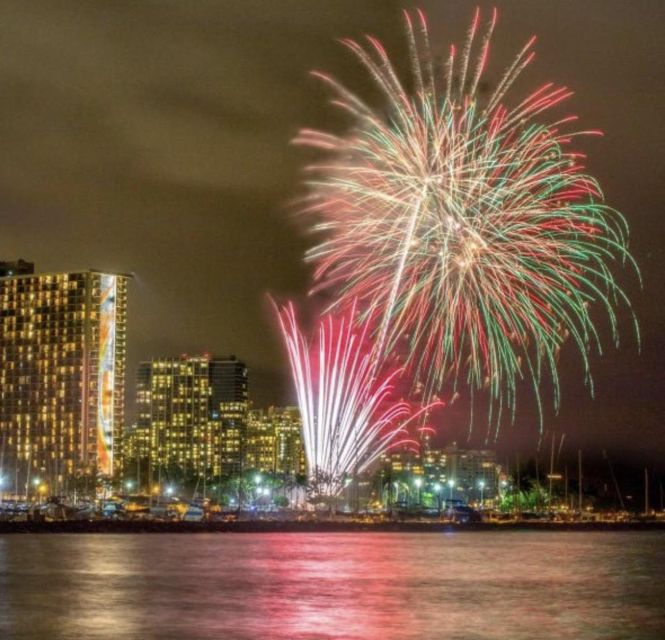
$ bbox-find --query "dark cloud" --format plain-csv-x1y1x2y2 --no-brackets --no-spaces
0,0,403,402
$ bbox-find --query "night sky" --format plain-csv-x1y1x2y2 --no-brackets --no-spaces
1,1,663,468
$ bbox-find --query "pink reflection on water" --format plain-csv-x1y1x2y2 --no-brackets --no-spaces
1,532,664,639
251,534,420,639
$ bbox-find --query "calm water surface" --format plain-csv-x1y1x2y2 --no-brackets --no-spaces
0,531,663,639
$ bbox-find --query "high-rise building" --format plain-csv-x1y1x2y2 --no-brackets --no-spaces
136,357,212,477
245,406,305,476
218,401,247,477
0,268,129,492
212,356,249,477
272,406,305,477
209,356,248,406
134,355,248,481
245,409,276,472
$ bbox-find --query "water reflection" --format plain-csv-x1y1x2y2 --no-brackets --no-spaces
0,532,663,639
251,535,420,639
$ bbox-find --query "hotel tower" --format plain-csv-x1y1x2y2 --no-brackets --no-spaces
0,263,128,493
133,355,248,481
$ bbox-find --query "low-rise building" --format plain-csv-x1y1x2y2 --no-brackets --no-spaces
382,442,501,505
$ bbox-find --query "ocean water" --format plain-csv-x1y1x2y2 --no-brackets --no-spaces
0,531,663,639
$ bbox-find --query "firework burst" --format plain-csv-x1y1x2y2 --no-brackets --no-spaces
295,8,638,431
275,300,438,497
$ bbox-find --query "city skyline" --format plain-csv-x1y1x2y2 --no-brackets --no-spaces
0,1,663,469
0,6,663,639
0,260,660,499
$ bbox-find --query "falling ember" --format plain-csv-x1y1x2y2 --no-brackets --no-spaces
275,300,439,498
295,8,639,433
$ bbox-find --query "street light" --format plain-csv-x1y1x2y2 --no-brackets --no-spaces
165,485,175,497
253,475,264,507
447,478,455,516
31,476,40,501
433,482,442,515
125,480,134,493
30,479,47,504
413,477,423,506
478,479,486,509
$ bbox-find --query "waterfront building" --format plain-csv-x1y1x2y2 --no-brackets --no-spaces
273,406,305,477
136,357,211,478
218,400,247,477
0,266,129,493
213,356,248,477
135,355,248,481
245,409,276,472
209,356,248,407
437,444,498,502
122,422,141,462
245,406,305,476
382,442,500,504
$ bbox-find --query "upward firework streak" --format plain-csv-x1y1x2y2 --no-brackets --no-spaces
295,8,638,431
276,301,437,497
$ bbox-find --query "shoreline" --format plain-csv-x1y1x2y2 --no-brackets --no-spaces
1,520,664,534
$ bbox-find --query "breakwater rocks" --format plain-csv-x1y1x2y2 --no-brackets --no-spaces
1,519,664,534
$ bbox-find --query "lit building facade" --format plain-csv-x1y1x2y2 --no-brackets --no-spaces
437,444,499,501
245,406,305,476
218,401,247,477
135,355,248,480
122,422,141,462
0,268,128,492
383,443,500,504
273,406,305,477
245,409,275,471
214,356,249,477
136,357,212,477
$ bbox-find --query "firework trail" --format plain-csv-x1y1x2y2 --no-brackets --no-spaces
275,300,438,497
295,8,638,432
